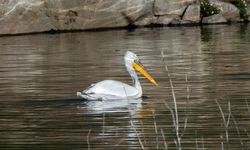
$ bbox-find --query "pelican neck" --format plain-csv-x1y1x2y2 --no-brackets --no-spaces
126,63,142,96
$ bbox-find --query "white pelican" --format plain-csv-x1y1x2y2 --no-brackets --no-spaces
76,51,158,100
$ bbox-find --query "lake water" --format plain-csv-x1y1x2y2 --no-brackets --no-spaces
0,24,250,149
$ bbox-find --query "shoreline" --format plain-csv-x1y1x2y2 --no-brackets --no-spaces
0,21,249,37
0,21,250,38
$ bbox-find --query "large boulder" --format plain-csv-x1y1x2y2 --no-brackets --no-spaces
182,4,200,23
0,0,9,17
0,1,55,34
0,0,248,35
153,0,200,25
202,13,227,24
154,0,196,16
209,0,240,22
0,0,155,35
155,15,181,25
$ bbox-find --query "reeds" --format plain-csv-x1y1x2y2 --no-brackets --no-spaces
246,99,250,115
215,99,231,142
152,110,159,150
161,50,189,150
131,120,145,150
215,98,246,148
161,128,168,150
102,113,105,138
231,113,244,147
87,129,91,150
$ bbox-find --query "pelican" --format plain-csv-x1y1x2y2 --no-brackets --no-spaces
76,51,158,100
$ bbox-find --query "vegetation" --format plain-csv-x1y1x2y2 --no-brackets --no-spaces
200,1,221,17
231,0,249,20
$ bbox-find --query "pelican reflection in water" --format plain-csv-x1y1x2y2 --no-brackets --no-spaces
77,51,158,100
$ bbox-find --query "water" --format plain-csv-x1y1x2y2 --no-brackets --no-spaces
0,24,250,149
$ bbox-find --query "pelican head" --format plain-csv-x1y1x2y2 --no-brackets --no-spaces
124,51,158,86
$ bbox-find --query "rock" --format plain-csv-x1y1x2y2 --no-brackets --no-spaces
0,0,247,35
0,0,8,18
153,0,199,25
135,17,154,26
0,0,155,35
0,1,55,34
182,4,200,23
159,15,181,25
52,0,155,30
81,0,154,29
202,14,227,24
154,0,196,16
209,0,240,22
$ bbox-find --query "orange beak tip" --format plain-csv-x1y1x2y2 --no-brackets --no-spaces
152,80,159,87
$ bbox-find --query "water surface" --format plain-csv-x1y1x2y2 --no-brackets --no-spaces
0,24,250,149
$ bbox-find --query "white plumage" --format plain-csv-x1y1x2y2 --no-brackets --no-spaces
77,51,157,100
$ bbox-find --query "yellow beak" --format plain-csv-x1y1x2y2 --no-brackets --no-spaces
132,61,158,86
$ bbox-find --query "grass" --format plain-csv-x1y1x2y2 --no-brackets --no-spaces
215,99,231,142
161,50,190,150
161,128,168,150
131,120,145,150
87,129,91,150
160,50,249,149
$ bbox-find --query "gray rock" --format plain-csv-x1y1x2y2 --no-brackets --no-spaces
0,0,155,35
55,0,154,30
0,0,10,17
154,0,196,16
209,0,240,22
135,17,154,26
0,0,247,35
0,1,55,34
182,4,200,23
153,15,181,25
202,14,227,24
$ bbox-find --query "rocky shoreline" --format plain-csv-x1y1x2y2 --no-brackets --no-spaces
0,0,249,35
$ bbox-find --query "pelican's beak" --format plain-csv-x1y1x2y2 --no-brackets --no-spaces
132,61,158,86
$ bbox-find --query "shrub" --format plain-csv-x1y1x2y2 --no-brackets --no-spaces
200,1,221,17
231,0,249,20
